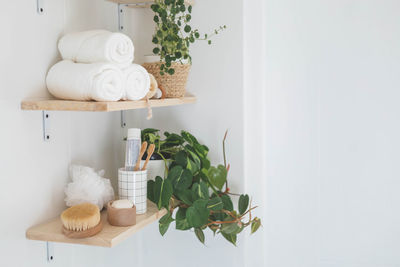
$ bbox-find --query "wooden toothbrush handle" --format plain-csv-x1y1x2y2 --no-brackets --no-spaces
134,142,147,171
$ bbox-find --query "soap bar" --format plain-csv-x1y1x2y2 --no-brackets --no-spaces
112,199,134,209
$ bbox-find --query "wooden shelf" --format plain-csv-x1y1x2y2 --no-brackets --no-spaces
108,0,194,8
26,201,167,248
21,94,196,112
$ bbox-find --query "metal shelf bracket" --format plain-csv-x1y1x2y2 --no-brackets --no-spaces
118,4,124,31
42,111,51,141
37,0,44,14
121,111,126,128
46,242,54,263
118,2,154,31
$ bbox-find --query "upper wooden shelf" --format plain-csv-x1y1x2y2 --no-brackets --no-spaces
108,0,194,8
26,201,167,247
21,94,196,112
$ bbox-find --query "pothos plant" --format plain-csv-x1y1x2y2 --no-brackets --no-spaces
146,129,261,245
150,0,226,75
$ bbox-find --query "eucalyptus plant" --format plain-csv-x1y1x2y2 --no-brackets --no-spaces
150,0,226,75
146,129,261,245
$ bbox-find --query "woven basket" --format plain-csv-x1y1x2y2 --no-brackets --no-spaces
142,62,191,98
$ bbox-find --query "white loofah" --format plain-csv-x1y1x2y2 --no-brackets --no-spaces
65,165,115,210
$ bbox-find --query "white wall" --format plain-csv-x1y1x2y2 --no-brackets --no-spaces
0,0,251,267
264,0,400,267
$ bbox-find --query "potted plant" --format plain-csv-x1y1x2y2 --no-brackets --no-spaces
142,0,226,98
141,128,184,180
146,129,261,245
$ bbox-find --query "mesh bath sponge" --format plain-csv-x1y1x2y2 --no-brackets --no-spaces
65,165,115,210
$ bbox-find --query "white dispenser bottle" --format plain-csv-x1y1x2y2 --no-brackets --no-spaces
125,128,141,171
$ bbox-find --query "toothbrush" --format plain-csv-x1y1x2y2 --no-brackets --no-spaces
142,144,155,171
134,142,148,171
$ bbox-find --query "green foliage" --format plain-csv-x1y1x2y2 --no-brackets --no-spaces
150,0,226,75
238,194,249,215
187,199,209,228
159,212,174,236
146,129,261,245
222,232,237,246
251,217,262,234
207,165,227,190
195,228,205,244
154,176,173,209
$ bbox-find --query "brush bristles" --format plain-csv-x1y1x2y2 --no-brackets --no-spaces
61,203,100,232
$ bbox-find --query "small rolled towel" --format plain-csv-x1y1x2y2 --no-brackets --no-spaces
123,64,150,101
58,30,134,67
46,60,124,101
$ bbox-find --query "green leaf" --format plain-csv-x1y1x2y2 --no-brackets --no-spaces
222,232,237,246
153,15,159,23
221,222,241,235
188,5,192,13
154,176,173,209
175,51,182,58
221,194,234,211
186,159,199,175
175,189,194,205
175,207,191,230
209,224,219,235
238,194,249,215
193,143,208,156
181,131,199,145
176,218,191,230
167,165,182,180
195,228,205,244
168,166,193,191
176,207,186,220
208,165,227,190
186,199,210,228
192,181,209,200
153,47,160,54
208,40,212,45
147,180,155,203
184,25,191,33
201,157,211,170
159,212,174,236
184,145,202,168
251,218,262,234
175,151,188,167
150,4,159,12
168,68,175,75
207,196,223,211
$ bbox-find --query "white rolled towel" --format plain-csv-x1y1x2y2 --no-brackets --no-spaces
46,60,124,101
123,64,150,100
58,30,134,67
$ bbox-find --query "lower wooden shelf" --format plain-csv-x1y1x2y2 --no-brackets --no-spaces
26,201,167,248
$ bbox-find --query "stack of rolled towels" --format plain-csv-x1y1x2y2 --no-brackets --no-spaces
46,30,150,102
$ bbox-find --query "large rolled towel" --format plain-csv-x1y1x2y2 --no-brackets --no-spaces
123,64,150,101
46,60,124,101
58,30,134,66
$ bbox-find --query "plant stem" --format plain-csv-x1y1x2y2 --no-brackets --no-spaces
223,130,229,190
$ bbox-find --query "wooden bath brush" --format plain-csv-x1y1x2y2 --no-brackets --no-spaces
61,203,103,238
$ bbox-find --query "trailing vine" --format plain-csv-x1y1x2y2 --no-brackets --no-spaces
145,129,261,245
